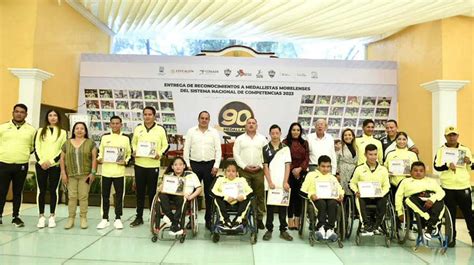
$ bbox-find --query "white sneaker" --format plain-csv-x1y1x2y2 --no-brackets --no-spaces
326,229,338,242
316,227,325,240
408,230,417,241
48,216,56,228
162,215,172,229
96,219,110,229
37,216,46,228
114,219,123,229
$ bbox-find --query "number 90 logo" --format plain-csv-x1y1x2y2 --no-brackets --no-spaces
218,101,254,137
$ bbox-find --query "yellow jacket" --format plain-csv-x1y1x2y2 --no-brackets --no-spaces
132,123,169,168
212,176,253,204
350,163,390,196
301,170,344,200
395,177,445,216
0,121,35,164
384,148,419,186
434,144,472,190
98,132,132,178
355,134,383,165
34,127,67,167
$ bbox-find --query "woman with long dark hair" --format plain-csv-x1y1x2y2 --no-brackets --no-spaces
34,110,67,228
337,128,358,195
60,122,97,229
282,122,309,230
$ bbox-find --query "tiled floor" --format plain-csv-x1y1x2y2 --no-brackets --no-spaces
0,202,473,265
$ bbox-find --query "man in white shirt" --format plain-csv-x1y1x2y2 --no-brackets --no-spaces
307,119,337,174
379,119,418,160
183,111,222,230
233,118,267,229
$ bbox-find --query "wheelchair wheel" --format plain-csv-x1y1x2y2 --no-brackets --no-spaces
384,201,396,240
337,202,346,242
338,240,344,248
344,196,355,239
191,199,199,237
397,208,411,244
250,232,257,244
298,198,307,238
212,233,220,243
440,205,453,248
151,235,158,243
150,194,162,236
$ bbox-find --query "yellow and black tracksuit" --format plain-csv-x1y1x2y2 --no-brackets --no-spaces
97,131,132,220
34,126,67,215
355,134,383,165
131,123,169,218
384,147,419,201
301,171,344,230
0,120,36,218
350,163,390,229
395,177,445,228
211,176,253,223
434,143,474,241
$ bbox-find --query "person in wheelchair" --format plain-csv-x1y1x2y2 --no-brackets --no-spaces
158,157,202,236
395,161,446,240
212,163,253,229
301,155,344,241
350,144,390,236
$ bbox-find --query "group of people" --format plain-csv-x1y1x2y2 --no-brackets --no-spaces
0,103,473,249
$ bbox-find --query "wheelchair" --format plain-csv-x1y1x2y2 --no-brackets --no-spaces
396,202,453,254
209,193,258,244
149,193,199,243
354,195,396,248
297,192,345,248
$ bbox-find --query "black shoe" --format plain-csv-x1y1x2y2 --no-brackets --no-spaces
257,220,265,230
280,231,293,241
448,240,456,248
263,230,272,241
185,221,192,230
12,217,24,227
129,217,144,227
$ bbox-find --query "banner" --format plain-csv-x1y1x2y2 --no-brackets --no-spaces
79,54,397,143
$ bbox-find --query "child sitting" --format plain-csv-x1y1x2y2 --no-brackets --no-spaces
158,157,202,236
395,161,446,240
212,163,253,229
301,155,344,241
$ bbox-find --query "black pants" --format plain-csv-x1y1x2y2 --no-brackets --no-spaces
0,162,28,217
35,164,61,215
358,195,388,229
101,176,124,220
190,160,214,224
214,196,251,221
313,199,338,230
406,195,444,227
134,166,159,218
159,193,187,227
443,188,474,240
288,174,303,218
266,192,288,232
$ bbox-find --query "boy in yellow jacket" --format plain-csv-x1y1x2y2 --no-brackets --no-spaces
395,161,445,240
301,155,344,241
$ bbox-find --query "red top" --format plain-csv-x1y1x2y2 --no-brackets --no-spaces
283,139,309,172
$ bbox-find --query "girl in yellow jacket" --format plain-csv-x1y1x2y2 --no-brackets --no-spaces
384,132,419,190
212,163,253,229
34,110,67,228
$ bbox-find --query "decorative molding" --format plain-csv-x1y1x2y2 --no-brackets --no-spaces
65,0,116,37
8,68,54,81
420,80,470,93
